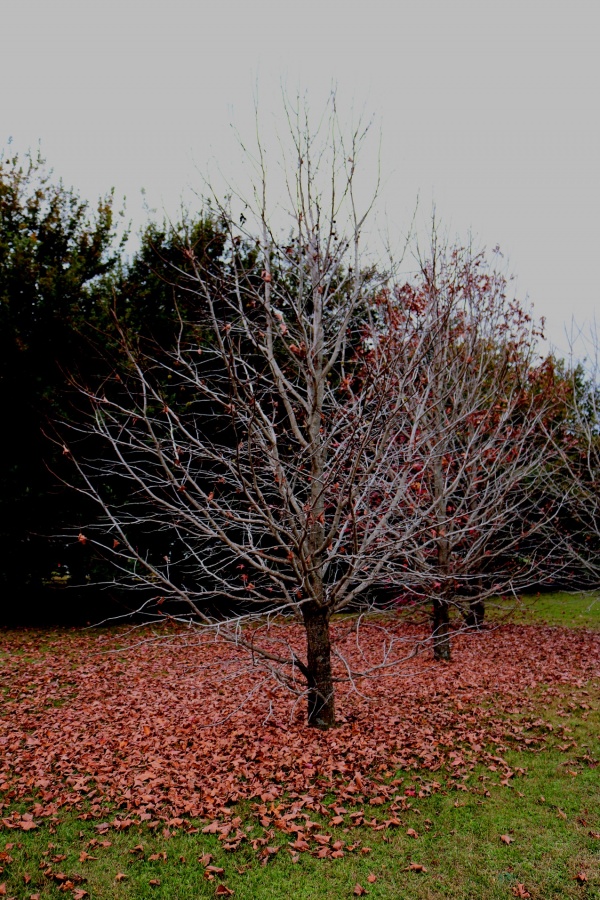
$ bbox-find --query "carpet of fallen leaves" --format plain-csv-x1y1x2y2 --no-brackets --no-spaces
1,620,599,852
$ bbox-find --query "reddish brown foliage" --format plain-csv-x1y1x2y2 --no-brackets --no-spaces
0,622,598,844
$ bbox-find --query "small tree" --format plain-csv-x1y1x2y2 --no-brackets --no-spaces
375,234,565,659
552,330,600,589
66,104,431,728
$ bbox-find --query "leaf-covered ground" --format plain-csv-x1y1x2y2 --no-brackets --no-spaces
1,620,599,846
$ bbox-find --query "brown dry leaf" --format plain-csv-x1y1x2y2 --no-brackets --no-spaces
367,873,377,883
500,834,515,845
215,886,234,897
511,885,531,898
574,872,588,884
406,863,427,873
290,839,310,852
115,873,128,882
0,885,6,896
353,886,367,896
149,879,161,886
406,828,419,839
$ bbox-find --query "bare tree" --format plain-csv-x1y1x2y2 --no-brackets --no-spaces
63,105,569,724
374,233,566,660
64,102,435,728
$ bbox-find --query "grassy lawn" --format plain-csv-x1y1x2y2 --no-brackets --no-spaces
487,590,600,630
1,593,599,899
2,697,599,899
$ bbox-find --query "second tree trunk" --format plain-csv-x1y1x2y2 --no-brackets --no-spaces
432,597,451,661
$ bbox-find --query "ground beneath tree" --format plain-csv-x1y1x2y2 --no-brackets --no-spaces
1,621,599,841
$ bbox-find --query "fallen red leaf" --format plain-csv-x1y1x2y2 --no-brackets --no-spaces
511,885,531,898
353,885,367,896
289,839,310,852
500,834,515,844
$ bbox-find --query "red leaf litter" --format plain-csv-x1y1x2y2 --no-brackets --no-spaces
0,622,598,840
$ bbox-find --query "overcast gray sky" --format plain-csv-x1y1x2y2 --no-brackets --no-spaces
2,0,598,355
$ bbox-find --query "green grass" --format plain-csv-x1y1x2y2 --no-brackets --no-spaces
487,590,600,630
1,690,598,899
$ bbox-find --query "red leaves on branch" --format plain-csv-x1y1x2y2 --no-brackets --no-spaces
0,622,598,848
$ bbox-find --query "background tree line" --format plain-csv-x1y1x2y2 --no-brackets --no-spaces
0,149,226,623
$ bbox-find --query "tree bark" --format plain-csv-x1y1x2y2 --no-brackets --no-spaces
432,597,451,661
303,604,336,728
465,598,485,629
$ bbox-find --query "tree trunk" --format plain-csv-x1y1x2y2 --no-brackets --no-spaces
432,597,451,661
303,604,336,729
465,598,485,629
